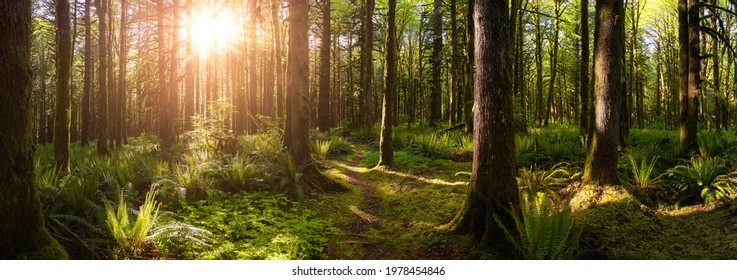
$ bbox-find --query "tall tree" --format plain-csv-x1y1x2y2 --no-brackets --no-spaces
273,0,285,120
54,0,72,172
378,0,397,166
248,0,258,132
582,0,624,185
285,0,311,165
679,0,698,152
96,0,109,155
184,0,195,130
81,0,92,145
429,0,442,127
157,0,172,148
359,0,375,129
463,0,474,132
170,0,179,138
448,0,458,127
0,0,67,259
544,0,562,126
318,0,331,131
449,0,520,256
580,0,590,133
118,0,128,145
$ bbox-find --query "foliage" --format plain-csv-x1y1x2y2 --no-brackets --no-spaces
496,191,578,260
627,155,660,189
104,186,162,257
175,193,337,259
667,157,737,207
517,163,577,194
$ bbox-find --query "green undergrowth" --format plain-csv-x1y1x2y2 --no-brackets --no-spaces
169,192,338,259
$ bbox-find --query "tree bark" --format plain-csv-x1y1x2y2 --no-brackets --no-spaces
318,0,331,132
96,0,109,154
118,0,128,144
170,0,179,139
580,0,590,133
449,0,519,256
248,0,259,133
184,0,194,130
81,0,92,145
379,0,397,166
463,0,474,133
157,0,172,148
0,0,68,259
544,1,561,126
359,0,375,129
273,0,285,120
285,0,311,166
429,0,442,127
582,0,624,186
54,0,72,172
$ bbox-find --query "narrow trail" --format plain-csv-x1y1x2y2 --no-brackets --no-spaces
339,151,391,259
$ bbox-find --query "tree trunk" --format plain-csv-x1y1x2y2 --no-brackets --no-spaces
429,0,442,127
534,12,543,126
582,0,624,186
157,0,172,148
118,0,128,144
684,0,699,151
285,0,311,166
54,0,72,172
248,0,259,133
379,0,397,166
544,1,561,126
580,0,590,133
273,0,285,120
0,0,68,259
81,0,92,145
678,0,696,152
318,0,331,132
448,0,458,127
463,0,474,133
359,0,375,129
96,0,109,155
449,0,519,256
170,0,179,140
184,0,194,130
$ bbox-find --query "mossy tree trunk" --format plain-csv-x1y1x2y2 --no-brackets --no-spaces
378,0,397,167
580,0,591,134
582,0,624,186
449,0,520,257
0,0,67,259
463,0,474,133
54,0,72,173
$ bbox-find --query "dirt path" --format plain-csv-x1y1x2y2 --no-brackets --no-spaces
339,151,391,259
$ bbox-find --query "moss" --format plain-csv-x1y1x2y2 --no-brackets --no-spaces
17,229,68,260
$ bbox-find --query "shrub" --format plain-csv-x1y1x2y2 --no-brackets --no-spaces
668,157,737,207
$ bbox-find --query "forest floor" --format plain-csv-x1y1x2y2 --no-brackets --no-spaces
310,144,474,259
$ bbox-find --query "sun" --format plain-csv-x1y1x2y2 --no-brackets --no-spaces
189,8,239,54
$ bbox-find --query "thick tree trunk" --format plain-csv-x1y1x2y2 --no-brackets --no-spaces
683,0,699,151
429,0,442,127
318,0,331,132
449,0,519,256
379,0,397,166
285,0,311,166
96,0,109,155
0,0,67,259
55,0,72,172
583,0,624,186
